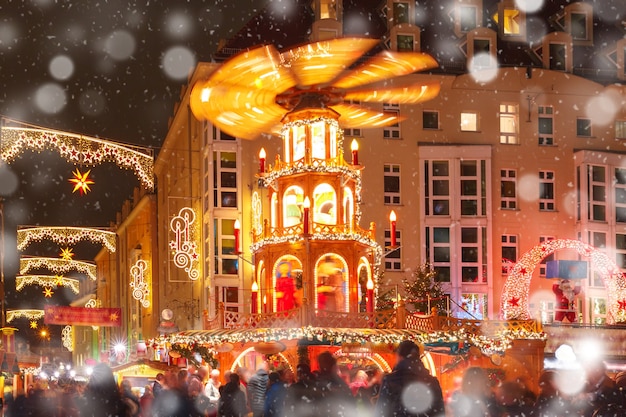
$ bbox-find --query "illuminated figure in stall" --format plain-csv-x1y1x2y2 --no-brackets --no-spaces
317,255,345,312
552,279,581,322
275,260,296,312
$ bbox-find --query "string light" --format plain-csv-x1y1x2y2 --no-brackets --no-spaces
130,260,151,308
501,238,626,323
43,287,54,297
17,226,117,253
6,310,44,323
1,124,154,190
20,257,97,281
62,326,73,352
169,207,199,280
16,275,80,294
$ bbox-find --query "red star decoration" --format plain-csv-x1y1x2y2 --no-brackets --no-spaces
618,299,626,310
519,268,527,275
509,297,520,307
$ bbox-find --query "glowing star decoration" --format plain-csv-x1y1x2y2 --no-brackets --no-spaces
20,257,97,281
501,238,626,324
30,321,38,329
55,275,64,286
62,326,73,352
43,287,54,297
69,168,94,195
59,247,74,260
109,311,120,323
130,259,151,308
169,207,199,280
15,275,79,294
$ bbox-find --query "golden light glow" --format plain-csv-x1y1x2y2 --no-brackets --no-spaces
30,321,38,329
303,196,311,209
259,148,266,159
6,310,45,323
251,280,259,292
366,278,374,290
17,226,116,253
234,219,241,230
43,287,54,297
190,38,439,140
59,247,74,260
69,168,94,194
20,257,97,281
15,275,80,294
1,122,154,190
389,210,397,222
350,139,359,152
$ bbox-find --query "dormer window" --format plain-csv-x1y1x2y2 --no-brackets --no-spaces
452,0,482,38
393,2,410,25
493,0,526,42
552,2,593,46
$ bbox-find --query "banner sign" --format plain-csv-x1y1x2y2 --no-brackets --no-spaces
44,306,122,327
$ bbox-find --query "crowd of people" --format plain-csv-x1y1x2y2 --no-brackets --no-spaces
3,341,626,417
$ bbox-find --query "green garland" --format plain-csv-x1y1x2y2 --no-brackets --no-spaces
169,342,218,369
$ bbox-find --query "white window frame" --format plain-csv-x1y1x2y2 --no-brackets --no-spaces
577,117,592,137
500,168,517,210
538,105,554,146
615,120,626,139
501,234,518,275
539,170,556,211
384,163,401,205
384,229,402,271
461,112,479,132
383,103,401,139
499,103,518,144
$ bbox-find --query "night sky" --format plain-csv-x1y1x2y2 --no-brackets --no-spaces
0,0,268,346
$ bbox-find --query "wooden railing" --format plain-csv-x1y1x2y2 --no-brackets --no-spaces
205,301,540,337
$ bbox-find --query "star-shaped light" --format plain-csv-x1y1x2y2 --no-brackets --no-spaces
69,168,94,195
618,299,626,310
508,297,520,307
30,320,38,329
110,312,119,322
55,275,65,286
59,247,74,260
43,287,54,297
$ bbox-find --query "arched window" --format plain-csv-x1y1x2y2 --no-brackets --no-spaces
343,187,354,226
315,254,349,312
313,183,337,225
273,256,303,312
283,186,304,227
271,192,278,228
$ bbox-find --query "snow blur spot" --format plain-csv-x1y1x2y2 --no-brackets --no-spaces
344,13,371,34
34,83,67,114
0,21,18,51
4,199,29,225
162,46,196,80
555,369,586,396
49,55,75,81
585,91,621,126
104,30,136,61
469,53,498,83
267,0,298,16
165,11,194,39
0,163,19,196
518,173,538,203
401,381,434,414
79,89,106,117
514,0,544,13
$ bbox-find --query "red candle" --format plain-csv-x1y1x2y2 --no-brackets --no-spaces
251,281,259,314
234,219,241,253
389,210,397,247
351,139,359,165
259,148,266,173
303,197,310,235
366,278,374,313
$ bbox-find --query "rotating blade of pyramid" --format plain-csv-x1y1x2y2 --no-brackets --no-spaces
330,103,403,129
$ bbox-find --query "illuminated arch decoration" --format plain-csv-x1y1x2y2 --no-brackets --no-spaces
169,207,200,281
20,257,97,281
15,275,80,294
17,226,116,253
62,325,73,352
1,122,154,190
251,192,263,234
230,347,291,374
501,238,626,324
6,309,44,323
130,259,151,308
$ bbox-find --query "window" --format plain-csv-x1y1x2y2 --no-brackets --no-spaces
457,293,487,320
616,234,626,269
392,2,410,25
222,287,239,312
214,218,239,276
538,105,554,146
570,12,587,40
460,160,483,216
384,164,401,205
577,118,591,137
383,103,400,139
473,39,491,67
423,110,439,130
500,169,517,209
213,151,238,208
539,236,554,276
344,128,362,137
424,160,450,216
461,112,478,131
461,227,486,283
397,34,414,52
615,121,626,139
539,170,555,211
615,168,626,223
499,104,518,144
501,235,517,275
500,7,521,36
384,229,402,271
426,227,451,283
549,43,566,71
589,165,606,222
460,6,477,32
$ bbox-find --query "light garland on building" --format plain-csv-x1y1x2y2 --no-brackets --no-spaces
6,310,44,323
169,207,199,280
17,226,117,253
1,124,154,190
16,275,80,294
501,238,626,323
130,259,150,308
20,257,97,281
62,326,73,352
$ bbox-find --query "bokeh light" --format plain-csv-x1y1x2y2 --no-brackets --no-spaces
469,53,498,83
34,83,67,114
402,381,435,414
162,46,196,80
165,11,194,39
585,90,622,126
515,0,544,13
49,55,75,81
104,29,136,61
